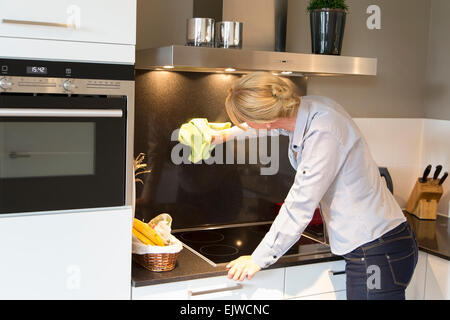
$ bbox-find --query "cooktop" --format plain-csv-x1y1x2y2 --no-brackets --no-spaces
173,223,329,265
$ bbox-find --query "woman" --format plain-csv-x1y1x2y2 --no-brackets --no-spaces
216,72,418,300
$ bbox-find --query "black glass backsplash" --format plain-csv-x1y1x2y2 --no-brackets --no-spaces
134,70,307,229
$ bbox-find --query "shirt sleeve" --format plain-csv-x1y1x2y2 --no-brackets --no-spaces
251,129,348,268
221,123,283,141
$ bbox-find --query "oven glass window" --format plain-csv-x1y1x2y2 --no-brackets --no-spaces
0,122,95,178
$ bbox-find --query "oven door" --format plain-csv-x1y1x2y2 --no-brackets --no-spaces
0,94,127,214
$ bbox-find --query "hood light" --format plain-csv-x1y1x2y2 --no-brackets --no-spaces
225,68,236,72
163,65,174,69
281,71,293,75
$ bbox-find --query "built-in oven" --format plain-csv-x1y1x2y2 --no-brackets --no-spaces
0,59,135,215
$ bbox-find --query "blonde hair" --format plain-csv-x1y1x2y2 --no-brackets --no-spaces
225,72,300,128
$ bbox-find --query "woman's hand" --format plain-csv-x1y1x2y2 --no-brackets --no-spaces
210,131,228,145
226,256,262,281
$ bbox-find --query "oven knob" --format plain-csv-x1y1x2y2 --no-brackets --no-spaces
62,80,75,91
0,78,12,89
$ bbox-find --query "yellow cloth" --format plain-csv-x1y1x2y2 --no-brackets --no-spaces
178,118,231,163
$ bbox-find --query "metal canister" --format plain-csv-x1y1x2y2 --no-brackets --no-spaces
186,18,215,47
215,21,243,49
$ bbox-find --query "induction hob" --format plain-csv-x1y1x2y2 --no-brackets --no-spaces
173,223,329,266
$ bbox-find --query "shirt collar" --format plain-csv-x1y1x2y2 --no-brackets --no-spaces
291,97,310,150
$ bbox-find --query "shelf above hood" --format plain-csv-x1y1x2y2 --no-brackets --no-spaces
135,45,377,77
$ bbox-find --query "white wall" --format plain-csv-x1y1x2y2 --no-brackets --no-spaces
420,119,450,216
425,0,450,121
136,0,193,50
287,0,430,119
222,0,277,50
355,118,450,216
354,118,423,209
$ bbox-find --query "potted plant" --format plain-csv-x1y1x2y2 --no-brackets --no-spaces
307,0,348,55
133,153,151,218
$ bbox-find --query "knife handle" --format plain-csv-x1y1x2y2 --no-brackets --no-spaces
433,165,443,180
439,172,448,185
420,165,432,183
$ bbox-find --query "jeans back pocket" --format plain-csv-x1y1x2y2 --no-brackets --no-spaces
386,247,417,287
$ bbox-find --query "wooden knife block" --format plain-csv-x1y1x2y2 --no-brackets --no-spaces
405,178,443,220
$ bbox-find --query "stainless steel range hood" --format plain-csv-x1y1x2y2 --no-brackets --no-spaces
135,45,377,77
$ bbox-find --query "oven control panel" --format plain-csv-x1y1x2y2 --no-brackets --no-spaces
0,59,133,81
0,76,131,95
0,58,133,95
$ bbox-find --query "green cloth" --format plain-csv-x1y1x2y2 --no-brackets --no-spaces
178,118,231,163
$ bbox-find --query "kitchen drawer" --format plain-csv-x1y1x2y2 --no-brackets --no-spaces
405,251,427,300
0,37,135,64
424,254,450,300
289,290,346,300
284,260,346,299
132,268,285,300
0,0,136,45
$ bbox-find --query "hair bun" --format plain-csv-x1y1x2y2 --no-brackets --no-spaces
271,84,290,100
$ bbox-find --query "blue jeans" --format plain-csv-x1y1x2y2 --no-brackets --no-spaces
343,222,418,300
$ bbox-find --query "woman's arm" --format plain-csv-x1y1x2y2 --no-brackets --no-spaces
211,123,281,145
251,130,348,269
225,129,349,280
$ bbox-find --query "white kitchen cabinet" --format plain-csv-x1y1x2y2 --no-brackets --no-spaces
289,290,346,300
0,0,136,45
284,260,346,299
406,251,428,300
132,250,450,300
132,268,285,300
424,254,450,300
0,0,136,63
0,207,132,299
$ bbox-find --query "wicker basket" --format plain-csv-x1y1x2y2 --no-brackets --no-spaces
133,252,179,272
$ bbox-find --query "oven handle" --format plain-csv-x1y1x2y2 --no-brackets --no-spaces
0,108,123,118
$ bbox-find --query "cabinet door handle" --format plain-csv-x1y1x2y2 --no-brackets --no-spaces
2,18,72,28
9,151,31,159
329,270,346,276
188,283,243,297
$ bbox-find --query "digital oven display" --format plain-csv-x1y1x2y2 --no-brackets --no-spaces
26,66,48,75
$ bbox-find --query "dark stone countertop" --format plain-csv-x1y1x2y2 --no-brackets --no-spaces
132,245,342,288
132,212,450,288
404,211,450,261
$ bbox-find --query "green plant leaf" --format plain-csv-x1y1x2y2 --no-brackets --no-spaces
307,0,349,12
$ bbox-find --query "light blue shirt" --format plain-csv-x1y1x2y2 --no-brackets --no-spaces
248,96,406,268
